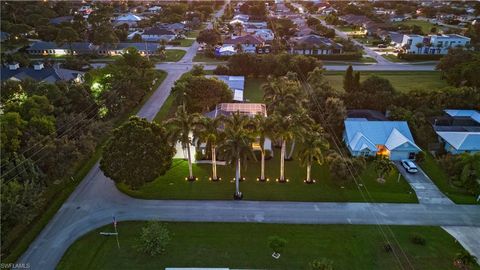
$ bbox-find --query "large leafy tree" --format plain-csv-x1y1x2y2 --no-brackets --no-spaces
373,157,395,183
55,26,79,54
100,116,174,189
218,117,255,199
347,75,396,112
167,107,201,181
252,114,272,181
457,153,480,195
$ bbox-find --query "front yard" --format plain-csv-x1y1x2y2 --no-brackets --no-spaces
152,49,186,62
118,148,417,203
58,222,478,270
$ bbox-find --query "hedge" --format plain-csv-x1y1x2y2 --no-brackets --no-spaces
311,52,362,60
397,53,444,61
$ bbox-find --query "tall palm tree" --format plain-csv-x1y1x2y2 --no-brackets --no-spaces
271,112,296,182
458,153,480,194
223,111,250,133
286,108,311,160
167,106,200,181
252,114,272,181
298,126,329,184
218,126,255,199
195,116,224,181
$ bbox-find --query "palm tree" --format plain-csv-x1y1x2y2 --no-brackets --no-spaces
195,116,224,181
218,125,255,199
252,114,272,181
167,106,200,181
262,77,302,114
458,153,480,194
235,42,243,53
453,250,477,270
373,157,395,183
298,126,329,184
285,108,311,160
271,112,296,182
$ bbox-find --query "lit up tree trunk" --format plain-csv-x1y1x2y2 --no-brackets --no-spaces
235,158,241,195
261,149,265,180
280,140,286,181
211,145,217,180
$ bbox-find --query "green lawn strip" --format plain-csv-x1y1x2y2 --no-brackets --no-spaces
173,39,195,47
244,78,266,102
57,222,477,270
118,147,417,203
151,49,186,62
186,29,200,38
153,94,175,122
2,70,168,264
323,71,447,93
420,154,476,204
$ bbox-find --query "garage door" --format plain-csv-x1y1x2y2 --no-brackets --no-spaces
390,151,409,161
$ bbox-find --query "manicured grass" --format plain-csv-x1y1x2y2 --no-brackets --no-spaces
173,38,195,47
393,19,436,34
244,78,266,102
1,70,168,264
58,222,478,270
153,94,175,122
420,154,477,204
383,54,441,64
118,147,417,203
323,71,447,93
186,29,200,38
152,49,186,62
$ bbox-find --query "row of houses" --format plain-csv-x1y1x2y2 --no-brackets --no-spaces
27,42,162,56
1,62,84,84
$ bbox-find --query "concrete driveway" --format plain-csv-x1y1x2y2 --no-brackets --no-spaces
394,161,453,205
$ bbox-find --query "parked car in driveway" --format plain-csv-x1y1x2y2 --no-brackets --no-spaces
401,160,418,173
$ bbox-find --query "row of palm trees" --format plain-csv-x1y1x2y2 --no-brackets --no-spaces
166,102,330,199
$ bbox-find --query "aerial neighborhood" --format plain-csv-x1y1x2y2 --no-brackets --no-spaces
1,1,479,270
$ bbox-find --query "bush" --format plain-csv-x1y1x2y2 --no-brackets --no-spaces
311,52,362,61
397,53,444,61
410,233,426,246
213,64,230,75
415,151,425,163
268,235,287,254
308,258,334,270
136,221,171,256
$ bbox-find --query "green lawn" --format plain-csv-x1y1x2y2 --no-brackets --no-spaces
151,49,186,62
393,19,436,34
58,222,478,270
383,54,441,64
173,38,195,47
420,154,477,204
244,78,266,102
324,71,447,93
1,70,168,264
118,146,417,203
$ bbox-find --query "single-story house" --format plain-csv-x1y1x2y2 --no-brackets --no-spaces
157,23,186,34
223,35,264,54
1,62,83,83
251,29,274,41
431,109,480,154
147,6,162,13
343,118,421,160
27,41,161,56
114,13,143,27
141,26,176,42
205,75,244,102
289,34,343,55
215,45,236,56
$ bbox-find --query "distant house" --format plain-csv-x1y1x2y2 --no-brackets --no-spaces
215,45,236,56
114,13,143,27
147,6,162,13
319,6,337,15
401,34,471,54
1,62,83,83
245,28,274,41
343,117,421,160
390,15,406,22
289,34,343,55
49,16,73,25
431,110,480,154
205,75,244,102
141,26,176,42
223,35,264,53
27,41,161,56
158,23,186,34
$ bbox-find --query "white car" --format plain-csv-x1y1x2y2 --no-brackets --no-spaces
401,160,418,174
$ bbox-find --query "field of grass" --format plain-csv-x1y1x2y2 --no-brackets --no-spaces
393,19,436,34
2,70,168,264
58,222,478,270
118,146,417,203
244,78,266,102
420,154,476,204
323,71,447,92
151,49,186,62
173,38,195,47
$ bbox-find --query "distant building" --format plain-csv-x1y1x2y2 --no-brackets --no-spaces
223,35,265,54
289,34,343,55
141,26,176,42
1,62,84,83
114,13,143,27
343,117,421,160
401,34,471,54
27,42,161,56
205,75,244,102
431,110,480,154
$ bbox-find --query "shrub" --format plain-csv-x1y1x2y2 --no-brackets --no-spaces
384,243,393,253
268,236,287,254
415,151,425,163
213,64,230,75
136,221,171,256
311,52,362,61
410,233,426,246
308,258,334,270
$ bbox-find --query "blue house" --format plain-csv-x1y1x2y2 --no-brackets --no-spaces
343,118,421,160
432,109,480,154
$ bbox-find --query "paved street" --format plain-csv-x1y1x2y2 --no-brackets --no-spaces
14,4,478,269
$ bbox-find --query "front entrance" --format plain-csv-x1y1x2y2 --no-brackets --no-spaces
408,152,416,159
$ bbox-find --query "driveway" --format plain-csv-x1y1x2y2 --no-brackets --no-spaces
394,161,453,205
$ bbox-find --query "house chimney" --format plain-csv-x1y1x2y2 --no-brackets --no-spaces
8,62,19,70
33,62,44,70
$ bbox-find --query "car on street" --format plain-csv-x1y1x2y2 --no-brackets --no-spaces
401,159,418,173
